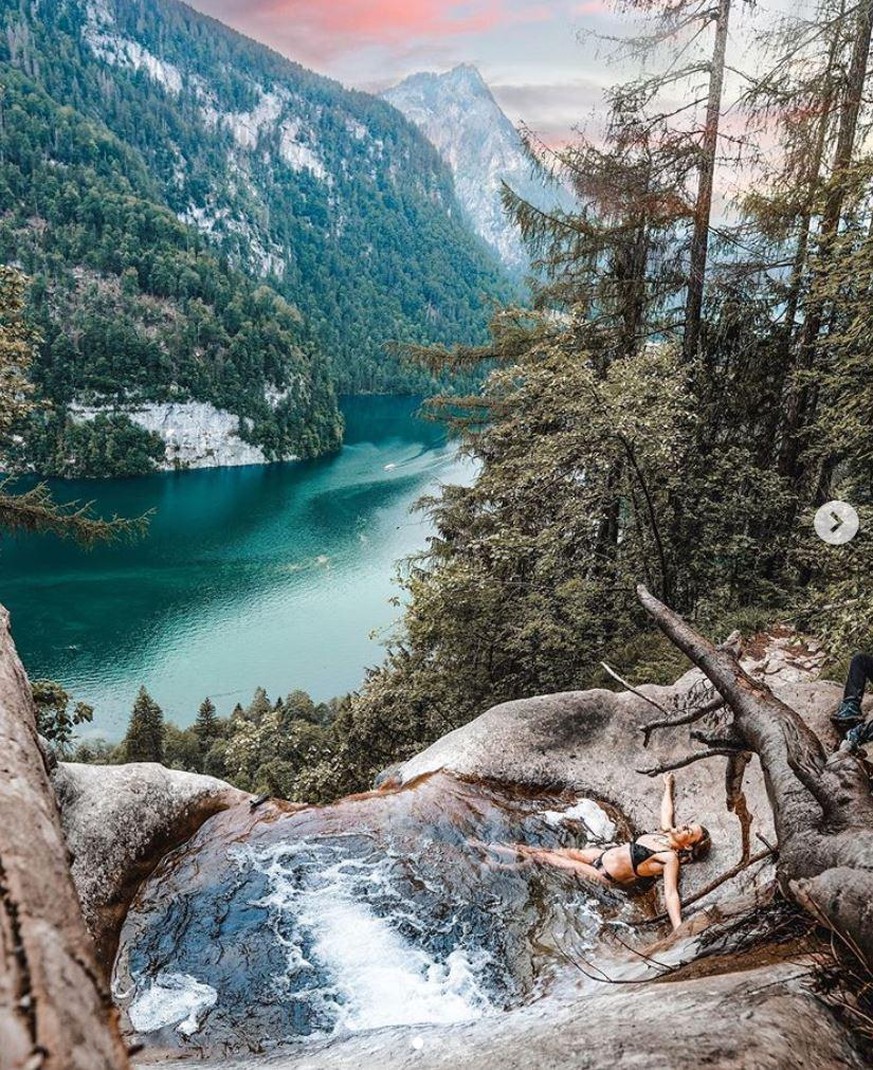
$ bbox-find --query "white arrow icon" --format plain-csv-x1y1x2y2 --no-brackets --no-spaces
814,501,859,545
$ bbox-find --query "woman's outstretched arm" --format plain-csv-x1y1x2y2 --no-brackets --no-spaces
662,852,682,929
660,772,675,830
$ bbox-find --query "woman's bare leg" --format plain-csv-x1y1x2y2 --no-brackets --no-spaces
510,845,610,885
468,841,612,885
467,840,534,870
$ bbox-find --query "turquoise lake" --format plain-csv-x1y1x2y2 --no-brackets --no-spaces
0,397,472,740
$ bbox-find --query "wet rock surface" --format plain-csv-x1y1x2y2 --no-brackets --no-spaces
119,634,865,1068
398,644,841,903
54,761,248,970
116,774,638,1057
187,961,864,1070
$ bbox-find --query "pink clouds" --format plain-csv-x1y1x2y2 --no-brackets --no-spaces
572,0,612,14
192,0,573,62
250,0,498,48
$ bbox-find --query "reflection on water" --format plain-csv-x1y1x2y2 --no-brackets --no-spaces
0,397,473,737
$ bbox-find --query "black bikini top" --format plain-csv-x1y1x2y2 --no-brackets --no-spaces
630,836,670,875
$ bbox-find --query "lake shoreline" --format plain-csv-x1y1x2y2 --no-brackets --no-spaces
0,397,470,740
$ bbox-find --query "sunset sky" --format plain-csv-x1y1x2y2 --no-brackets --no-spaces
186,0,644,144
186,0,795,147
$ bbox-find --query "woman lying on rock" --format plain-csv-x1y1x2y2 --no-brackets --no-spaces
475,773,710,930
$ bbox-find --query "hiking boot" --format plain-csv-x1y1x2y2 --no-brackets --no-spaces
831,696,863,727
840,723,867,754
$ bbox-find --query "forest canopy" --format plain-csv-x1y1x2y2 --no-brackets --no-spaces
26,0,873,803
306,0,873,795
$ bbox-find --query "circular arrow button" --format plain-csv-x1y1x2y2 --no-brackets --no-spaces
814,500,859,545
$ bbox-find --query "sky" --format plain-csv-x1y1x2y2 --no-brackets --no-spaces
185,0,645,145
186,0,800,147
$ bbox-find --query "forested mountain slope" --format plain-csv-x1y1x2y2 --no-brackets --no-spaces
0,0,509,473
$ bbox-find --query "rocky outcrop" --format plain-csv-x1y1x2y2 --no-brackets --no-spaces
395,637,841,904
106,629,866,1066
194,959,863,1070
69,401,286,470
0,606,130,1070
53,761,248,972
2,594,860,1069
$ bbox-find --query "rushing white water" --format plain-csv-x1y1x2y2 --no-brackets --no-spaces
127,971,218,1036
539,799,617,841
115,776,628,1056
240,840,494,1035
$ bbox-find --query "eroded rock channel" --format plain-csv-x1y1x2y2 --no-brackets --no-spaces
112,773,640,1055
37,630,868,1069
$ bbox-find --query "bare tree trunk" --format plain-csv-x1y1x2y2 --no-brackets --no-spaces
0,608,129,1070
636,583,873,971
682,0,731,362
781,0,873,483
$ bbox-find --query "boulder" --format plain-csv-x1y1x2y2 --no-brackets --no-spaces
397,636,843,902
53,761,248,972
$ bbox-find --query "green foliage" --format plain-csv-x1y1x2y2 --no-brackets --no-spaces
0,264,36,437
41,413,166,477
31,678,93,755
317,0,873,796
0,60,344,473
163,723,202,772
70,737,117,763
0,266,148,538
123,685,165,763
218,688,335,797
0,0,511,478
80,686,342,802
193,697,220,752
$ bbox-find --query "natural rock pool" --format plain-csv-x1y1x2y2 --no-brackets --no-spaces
113,772,638,1056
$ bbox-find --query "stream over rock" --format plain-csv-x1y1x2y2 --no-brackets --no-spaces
102,634,866,1068
114,772,638,1056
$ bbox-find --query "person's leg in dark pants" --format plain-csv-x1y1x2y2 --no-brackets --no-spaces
844,653,873,702
833,653,873,728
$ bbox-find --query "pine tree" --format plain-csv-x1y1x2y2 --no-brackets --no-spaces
194,697,219,751
245,687,272,726
0,266,147,542
123,686,165,764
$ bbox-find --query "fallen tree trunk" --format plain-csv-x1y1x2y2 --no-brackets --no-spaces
0,607,129,1070
637,583,873,972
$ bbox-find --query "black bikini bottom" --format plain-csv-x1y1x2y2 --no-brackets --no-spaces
592,854,656,894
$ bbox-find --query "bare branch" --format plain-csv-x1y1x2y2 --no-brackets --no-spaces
725,751,754,862
637,747,742,776
601,661,674,717
690,725,747,749
642,695,726,746
636,584,873,970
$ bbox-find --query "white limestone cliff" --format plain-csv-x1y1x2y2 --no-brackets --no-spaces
70,400,297,470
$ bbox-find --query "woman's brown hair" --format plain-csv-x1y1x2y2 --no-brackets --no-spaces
683,826,711,863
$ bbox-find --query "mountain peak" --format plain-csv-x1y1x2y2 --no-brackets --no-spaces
389,64,492,100
445,63,489,89
381,67,571,273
